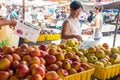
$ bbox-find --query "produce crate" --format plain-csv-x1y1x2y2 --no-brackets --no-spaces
93,64,120,80
45,34,61,41
59,68,94,80
24,34,45,42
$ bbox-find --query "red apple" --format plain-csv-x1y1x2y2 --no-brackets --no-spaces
11,60,20,69
26,47,35,54
45,71,59,80
12,53,21,61
39,44,48,51
0,58,11,70
30,64,39,71
58,44,66,49
71,61,81,71
29,57,41,65
81,63,90,70
9,76,19,80
0,71,10,80
79,67,85,72
45,55,57,64
20,43,29,49
16,64,29,78
40,50,47,57
48,48,58,55
4,54,13,62
47,64,59,71
30,49,41,57
57,68,68,77
3,46,14,54
55,61,63,68
71,56,80,62
22,55,32,62
65,52,73,59
76,51,84,57
31,74,42,80
39,58,46,65
32,66,45,79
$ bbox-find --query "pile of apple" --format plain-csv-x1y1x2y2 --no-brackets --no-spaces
0,39,92,80
82,43,120,68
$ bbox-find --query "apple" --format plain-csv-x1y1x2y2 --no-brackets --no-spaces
104,49,112,56
26,75,32,80
31,45,39,50
76,51,84,57
18,52,26,57
0,58,11,70
102,43,109,49
79,67,85,72
20,61,28,65
30,49,41,57
9,76,19,80
0,71,10,80
55,61,63,68
94,61,104,68
55,52,65,61
71,56,80,62
2,45,9,51
81,63,90,70
80,56,88,63
39,44,48,51
29,56,41,65
48,48,58,55
86,52,95,58
72,47,79,53
45,55,57,64
4,54,13,62
88,47,96,53
11,60,20,69
57,47,63,52
65,46,72,52
30,64,39,71
88,56,98,63
26,46,35,54
20,43,29,49
65,52,73,59
22,55,32,62
71,61,80,71
7,69,13,77
16,64,29,78
46,71,59,80
96,50,105,59
31,74,42,80
99,59,108,66
62,61,71,70
58,44,66,49
12,53,21,61
32,66,45,78
65,59,72,64
40,64,46,70
57,68,68,77
68,68,77,75
111,47,119,53
40,50,47,57
3,46,14,54
14,47,22,54
39,58,46,65
47,64,59,71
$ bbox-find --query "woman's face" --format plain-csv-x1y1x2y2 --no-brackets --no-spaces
71,8,82,18
94,6,99,13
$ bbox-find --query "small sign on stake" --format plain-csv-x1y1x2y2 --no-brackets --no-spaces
14,20,41,43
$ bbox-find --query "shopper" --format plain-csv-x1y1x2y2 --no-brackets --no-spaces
86,3,103,41
61,1,83,41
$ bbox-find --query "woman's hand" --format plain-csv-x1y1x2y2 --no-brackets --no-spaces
75,35,82,41
9,19,17,27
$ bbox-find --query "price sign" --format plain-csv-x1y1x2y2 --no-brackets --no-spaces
14,20,41,43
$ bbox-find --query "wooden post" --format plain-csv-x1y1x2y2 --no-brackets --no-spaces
113,6,120,47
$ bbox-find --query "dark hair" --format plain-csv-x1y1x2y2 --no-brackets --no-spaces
94,3,103,12
70,1,83,11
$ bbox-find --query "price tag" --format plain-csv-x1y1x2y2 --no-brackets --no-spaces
14,20,41,43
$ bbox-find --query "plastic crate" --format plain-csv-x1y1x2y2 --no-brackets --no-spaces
59,68,94,80
93,64,120,80
45,34,61,41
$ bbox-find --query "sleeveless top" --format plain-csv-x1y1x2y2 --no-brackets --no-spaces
61,16,82,43
65,16,82,35
92,13,103,39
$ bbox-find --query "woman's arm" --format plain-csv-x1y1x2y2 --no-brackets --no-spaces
61,20,82,41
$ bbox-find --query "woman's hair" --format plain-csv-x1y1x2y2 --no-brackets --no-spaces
94,3,103,12
70,1,83,11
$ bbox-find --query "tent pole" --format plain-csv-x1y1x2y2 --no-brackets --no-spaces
113,6,120,47
18,0,25,46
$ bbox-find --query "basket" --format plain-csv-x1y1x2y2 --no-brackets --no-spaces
93,64,120,80
24,34,45,42
45,34,61,41
59,68,94,80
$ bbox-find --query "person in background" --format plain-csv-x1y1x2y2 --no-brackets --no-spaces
86,3,103,42
0,3,7,18
61,1,83,41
